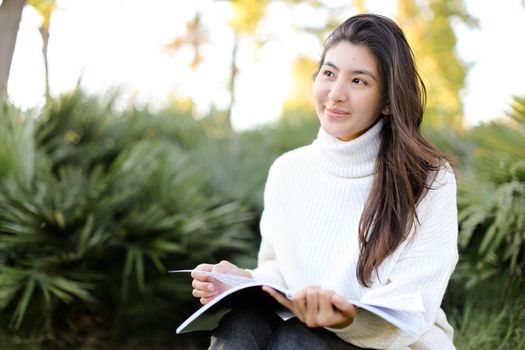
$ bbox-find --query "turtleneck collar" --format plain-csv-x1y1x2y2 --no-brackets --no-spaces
312,118,383,178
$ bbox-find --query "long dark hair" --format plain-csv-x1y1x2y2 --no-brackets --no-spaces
317,14,453,287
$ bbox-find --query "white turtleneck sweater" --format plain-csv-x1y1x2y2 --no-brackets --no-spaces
250,119,458,350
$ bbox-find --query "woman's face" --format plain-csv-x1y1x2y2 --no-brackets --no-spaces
313,41,384,141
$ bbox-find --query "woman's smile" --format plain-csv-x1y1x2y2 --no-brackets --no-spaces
325,107,350,119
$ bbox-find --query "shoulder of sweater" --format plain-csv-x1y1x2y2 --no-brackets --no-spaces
428,162,456,190
268,144,315,175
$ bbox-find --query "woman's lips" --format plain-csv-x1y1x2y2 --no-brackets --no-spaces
325,107,349,119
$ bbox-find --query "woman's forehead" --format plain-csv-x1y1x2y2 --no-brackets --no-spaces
323,41,380,76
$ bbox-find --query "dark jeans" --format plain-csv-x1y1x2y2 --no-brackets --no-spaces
209,307,370,350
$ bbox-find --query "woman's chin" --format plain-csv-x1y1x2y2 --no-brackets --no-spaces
320,124,353,140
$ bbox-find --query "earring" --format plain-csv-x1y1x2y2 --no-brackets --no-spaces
383,106,391,115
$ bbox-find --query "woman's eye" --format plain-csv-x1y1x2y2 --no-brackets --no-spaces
322,70,334,78
352,78,367,85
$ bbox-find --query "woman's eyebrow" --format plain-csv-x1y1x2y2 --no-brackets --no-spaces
353,69,378,81
323,61,339,71
322,61,377,82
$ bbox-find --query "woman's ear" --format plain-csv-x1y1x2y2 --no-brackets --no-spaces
381,98,391,115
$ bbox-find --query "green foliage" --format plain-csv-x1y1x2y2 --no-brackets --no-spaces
195,108,318,215
451,295,525,349
457,95,525,283
446,273,525,350
0,105,35,190
422,96,525,349
0,92,255,347
422,124,475,168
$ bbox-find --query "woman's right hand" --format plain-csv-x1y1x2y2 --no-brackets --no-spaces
191,260,252,304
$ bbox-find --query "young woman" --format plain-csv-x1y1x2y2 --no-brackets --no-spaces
191,13,458,350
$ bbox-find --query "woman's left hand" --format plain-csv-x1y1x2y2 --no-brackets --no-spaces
263,285,357,329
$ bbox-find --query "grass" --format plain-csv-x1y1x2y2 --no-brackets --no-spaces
447,273,525,350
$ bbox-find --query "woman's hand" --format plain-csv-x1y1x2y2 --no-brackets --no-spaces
263,285,356,329
191,260,252,305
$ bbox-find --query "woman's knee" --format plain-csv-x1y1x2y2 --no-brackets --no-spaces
268,318,321,349
218,307,281,331
209,307,282,350
268,318,361,350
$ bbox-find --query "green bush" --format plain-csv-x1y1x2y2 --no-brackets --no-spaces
457,96,525,285
194,113,319,214
0,92,255,348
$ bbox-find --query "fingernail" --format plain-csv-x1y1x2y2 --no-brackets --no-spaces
207,285,214,291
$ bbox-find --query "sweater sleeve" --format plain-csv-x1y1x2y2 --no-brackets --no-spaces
248,210,287,287
247,161,288,288
328,167,459,349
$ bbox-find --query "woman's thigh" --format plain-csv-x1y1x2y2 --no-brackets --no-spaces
268,317,369,350
208,307,283,350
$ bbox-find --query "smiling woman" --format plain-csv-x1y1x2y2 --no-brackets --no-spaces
189,13,459,350
313,41,386,141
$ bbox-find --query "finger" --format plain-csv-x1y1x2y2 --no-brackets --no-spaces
305,286,321,327
191,279,216,293
290,289,307,323
305,286,320,310
191,270,213,282
200,296,216,305
262,286,293,310
319,290,336,318
213,260,233,273
194,263,214,272
331,294,357,319
192,264,214,279
192,288,218,299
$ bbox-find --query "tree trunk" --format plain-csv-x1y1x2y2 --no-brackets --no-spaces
0,0,26,101
225,33,239,129
39,25,50,101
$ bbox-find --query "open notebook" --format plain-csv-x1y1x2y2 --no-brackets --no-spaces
171,270,425,337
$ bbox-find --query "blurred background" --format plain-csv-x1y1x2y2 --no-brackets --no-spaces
1,0,524,349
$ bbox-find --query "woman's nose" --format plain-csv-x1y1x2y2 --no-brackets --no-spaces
327,80,347,102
